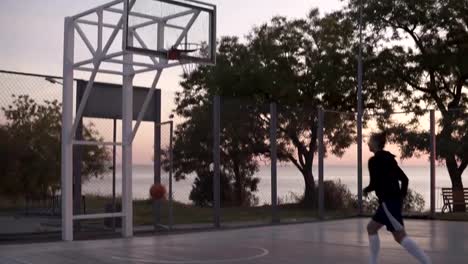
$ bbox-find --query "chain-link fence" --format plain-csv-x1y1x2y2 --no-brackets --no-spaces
2,70,463,241
219,98,271,227
0,71,179,240
276,104,319,222
0,71,63,239
435,108,468,214
132,121,174,232
167,96,215,230
74,117,122,236
321,110,359,219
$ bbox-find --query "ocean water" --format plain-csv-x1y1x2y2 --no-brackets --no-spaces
83,164,466,210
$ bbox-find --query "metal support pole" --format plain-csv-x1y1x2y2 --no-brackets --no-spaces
157,20,166,65
62,17,75,241
213,95,221,228
122,32,134,238
112,118,117,230
430,110,436,217
270,103,279,223
356,0,364,216
153,89,162,230
169,121,174,230
73,82,84,231
318,108,325,219
153,17,165,231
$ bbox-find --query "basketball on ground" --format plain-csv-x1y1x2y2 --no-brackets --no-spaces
150,184,166,200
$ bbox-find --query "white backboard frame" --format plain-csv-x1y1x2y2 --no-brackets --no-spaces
123,0,217,65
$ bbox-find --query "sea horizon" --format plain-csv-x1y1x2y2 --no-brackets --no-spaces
83,163,466,210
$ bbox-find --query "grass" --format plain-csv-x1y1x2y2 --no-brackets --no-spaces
0,195,361,225
5,195,449,227
132,198,357,226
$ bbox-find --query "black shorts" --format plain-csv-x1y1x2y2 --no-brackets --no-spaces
372,200,404,232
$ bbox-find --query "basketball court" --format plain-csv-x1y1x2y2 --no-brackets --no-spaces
1,218,467,263
1,0,466,263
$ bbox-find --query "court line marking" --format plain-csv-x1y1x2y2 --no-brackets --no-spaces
111,246,269,263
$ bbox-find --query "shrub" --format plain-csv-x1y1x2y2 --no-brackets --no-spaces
363,188,425,213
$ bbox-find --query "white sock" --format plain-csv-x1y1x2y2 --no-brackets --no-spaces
368,234,380,264
401,237,431,264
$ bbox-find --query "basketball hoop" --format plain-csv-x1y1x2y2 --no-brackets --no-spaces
167,43,201,77
167,49,180,60
180,60,198,77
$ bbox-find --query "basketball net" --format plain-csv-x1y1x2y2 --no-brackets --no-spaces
181,60,198,77
167,45,200,77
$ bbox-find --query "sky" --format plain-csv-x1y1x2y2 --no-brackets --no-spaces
0,0,430,166
0,0,345,78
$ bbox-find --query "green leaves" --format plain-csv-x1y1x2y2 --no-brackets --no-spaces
0,94,110,200
172,11,372,205
348,0,467,188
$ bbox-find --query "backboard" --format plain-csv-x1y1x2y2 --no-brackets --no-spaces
124,0,216,65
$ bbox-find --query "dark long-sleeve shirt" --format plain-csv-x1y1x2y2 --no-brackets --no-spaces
364,150,409,202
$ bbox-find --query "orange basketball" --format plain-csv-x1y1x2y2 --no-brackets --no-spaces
150,184,166,200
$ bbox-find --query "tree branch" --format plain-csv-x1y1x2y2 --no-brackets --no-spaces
460,159,468,176
398,74,431,93
427,71,448,115
381,18,426,55
404,26,426,55
287,153,304,173
307,126,318,166
298,149,306,168
437,73,456,97
279,125,307,154
450,78,465,109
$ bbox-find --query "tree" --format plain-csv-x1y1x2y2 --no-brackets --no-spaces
364,188,426,213
171,37,267,206
173,11,390,206
347,0,468,207
245,10,394,204
0,95,111,201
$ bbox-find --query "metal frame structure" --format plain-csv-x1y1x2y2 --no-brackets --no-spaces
124,0,216,64
153,120,175,231
62,0,214,241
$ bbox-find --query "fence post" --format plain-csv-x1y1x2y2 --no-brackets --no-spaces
317,108,325,219
270,102,279,223
357,116,363,216
74,81,84,227
213,95,221,228
169,121,174,230
112,118,117,229
430,110,436,217
153,89,162,230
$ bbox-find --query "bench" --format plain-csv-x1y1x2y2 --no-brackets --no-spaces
441,188,468,213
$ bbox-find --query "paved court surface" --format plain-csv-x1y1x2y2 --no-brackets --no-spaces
0,218,467,263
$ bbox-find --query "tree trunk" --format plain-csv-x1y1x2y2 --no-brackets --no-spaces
438,112,466,212
234,174,243,206
440,113,465,212
233,160,243,206
449,168,465,212
302,167,316,207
